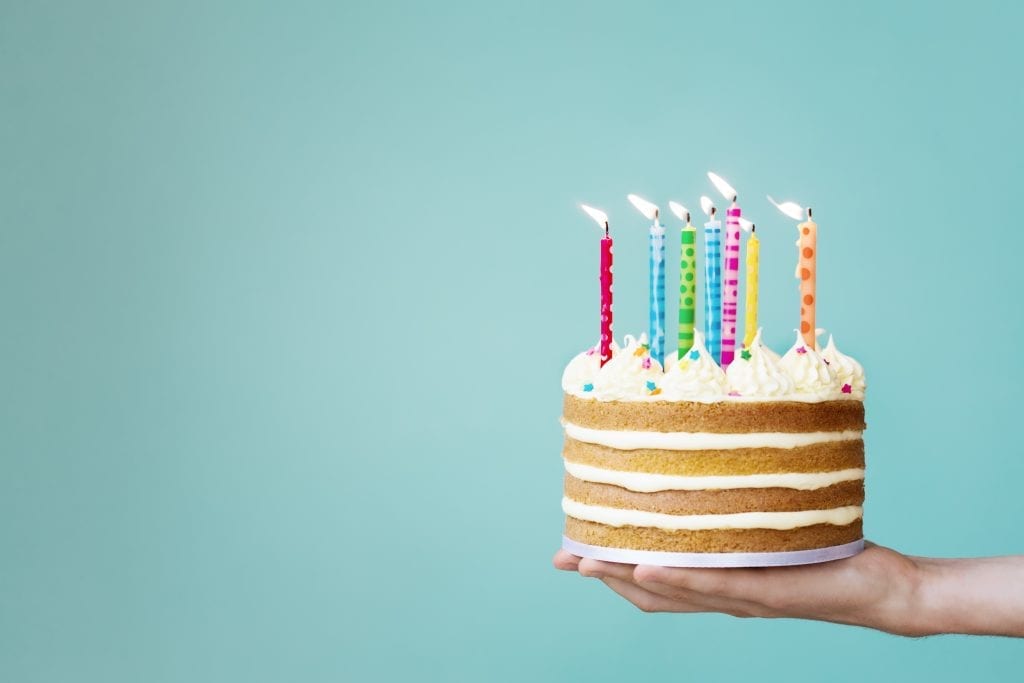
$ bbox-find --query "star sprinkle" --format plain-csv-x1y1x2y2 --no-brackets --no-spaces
583,383,594,392
796,346,807,355
841,383,852,394
688,349,700,361
740,349,752,361
642,357,652,369
646,380,657,391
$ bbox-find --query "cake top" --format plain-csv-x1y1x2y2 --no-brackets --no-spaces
562,329,864,403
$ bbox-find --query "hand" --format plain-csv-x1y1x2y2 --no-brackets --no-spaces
553,543,1024,637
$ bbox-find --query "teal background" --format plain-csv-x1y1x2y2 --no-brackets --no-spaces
2,1,1022,681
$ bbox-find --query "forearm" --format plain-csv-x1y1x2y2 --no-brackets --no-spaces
909,555,1024,637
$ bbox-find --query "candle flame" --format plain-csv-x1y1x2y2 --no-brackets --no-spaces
580,204,609,230
668,201,690,223
767,195,806,221
707,172,737,202
738,217,755,233
626,194,659,221
699,196,716,218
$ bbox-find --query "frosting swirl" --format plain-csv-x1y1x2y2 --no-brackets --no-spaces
821,334,866,399
726,329,796,398
590,334,663,400
779,329,838,397
561,341,618,397
660,331,727,401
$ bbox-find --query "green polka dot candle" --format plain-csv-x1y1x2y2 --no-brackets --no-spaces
669,201,697,359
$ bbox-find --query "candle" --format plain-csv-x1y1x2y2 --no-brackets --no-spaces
740,218,759,349
708,172,741,368
669,201,696,359
797,210,817,347
699,196,722,363
627,194,666,367
581,204,614,366
767,196,815,347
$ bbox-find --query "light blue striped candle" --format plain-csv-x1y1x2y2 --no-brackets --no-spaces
703,216,722,362
648,221,666,366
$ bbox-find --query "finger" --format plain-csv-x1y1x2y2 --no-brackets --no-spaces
553,549,581,572
577,558,636,581
601,577,704,614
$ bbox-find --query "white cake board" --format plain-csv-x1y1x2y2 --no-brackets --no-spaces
562,536,864,568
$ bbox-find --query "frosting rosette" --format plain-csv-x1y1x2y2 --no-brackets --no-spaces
590,334,663,400
726,329,796,398
779,330,838,397
660,331,727,401
561,341,619,397
821,334,866,399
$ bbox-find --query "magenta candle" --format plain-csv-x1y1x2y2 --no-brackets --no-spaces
600,232,613,366
721,203,741,367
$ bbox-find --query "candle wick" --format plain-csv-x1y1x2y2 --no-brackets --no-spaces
807,207,813,219
653,208,659,220
686,212,691,224
751,224,756,233
732,195,737,204
604,221,609,236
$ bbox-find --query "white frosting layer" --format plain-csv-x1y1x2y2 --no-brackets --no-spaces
564,460,865,492
563,422,863,451
562,329,865,403
563,497,863,530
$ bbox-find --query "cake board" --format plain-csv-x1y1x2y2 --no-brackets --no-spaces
562,536,865,568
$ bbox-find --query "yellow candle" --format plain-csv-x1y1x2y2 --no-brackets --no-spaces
743,229,760,349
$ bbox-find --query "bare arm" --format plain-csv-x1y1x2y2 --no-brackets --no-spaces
553,543,1024,637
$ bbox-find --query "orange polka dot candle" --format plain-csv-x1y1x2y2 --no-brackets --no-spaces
768,196,815,347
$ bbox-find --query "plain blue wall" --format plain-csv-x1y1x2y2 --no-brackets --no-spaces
2,1,1022,681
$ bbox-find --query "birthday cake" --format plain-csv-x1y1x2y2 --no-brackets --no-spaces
561,178,867,567
560,330,866,564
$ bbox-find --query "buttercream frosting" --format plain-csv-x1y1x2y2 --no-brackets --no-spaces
562,497,863,530
725,329,796,398
779,329,839,398
660,331,728,402
563,421,863,451
589,334,663,400
564,460,865,492
821,335,866,399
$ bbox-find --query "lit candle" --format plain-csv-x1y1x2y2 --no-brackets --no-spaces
768,196,816,347
739,217,759,349
581,204,614,366
627,194,666,367
699,196,722,363
669,201,696,359
708,172,741,367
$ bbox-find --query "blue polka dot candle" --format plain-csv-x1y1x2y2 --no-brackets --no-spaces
627,194,666,367
700,195,722,363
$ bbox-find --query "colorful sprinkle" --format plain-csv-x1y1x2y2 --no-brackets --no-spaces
586,347,596,356
642,357,652,369
796,346,807,355
728,390,741,397
649,387,662,396
740,349,752,361
823,358,831,365
688,349,700,361
633,346,647,357
645,380,656,391
841,383,852,394
583,383,594,392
